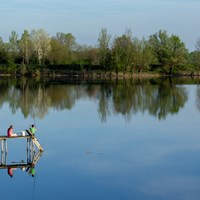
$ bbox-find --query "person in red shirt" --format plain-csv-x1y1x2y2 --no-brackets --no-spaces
7,125,17,137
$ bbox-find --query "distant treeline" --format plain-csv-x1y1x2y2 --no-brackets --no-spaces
0,28,200,76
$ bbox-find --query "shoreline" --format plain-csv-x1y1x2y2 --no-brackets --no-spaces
0,70,200,79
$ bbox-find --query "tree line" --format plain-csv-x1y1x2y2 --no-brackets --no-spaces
0,28,200,76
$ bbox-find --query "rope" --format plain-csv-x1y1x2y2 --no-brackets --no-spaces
33,107,37,129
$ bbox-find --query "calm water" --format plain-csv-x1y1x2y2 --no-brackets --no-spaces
0,77,200,200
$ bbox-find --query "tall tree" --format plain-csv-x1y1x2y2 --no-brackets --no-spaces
31,29,51,65
98,28,111,72
149,30,170,69
0,37,9,64
54,32,76,63
48,38,68,64
149,30,188,74
9,31,18,62
131,37,154,73
18,30,32,66
111,32,134,75
55,32,76,50
195,38,200,69
167,34,188,73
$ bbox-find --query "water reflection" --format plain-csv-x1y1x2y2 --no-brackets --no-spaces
196,85,200,111
0,135,43,178
0,77,197,121
2,151,42,178
0,77,200,200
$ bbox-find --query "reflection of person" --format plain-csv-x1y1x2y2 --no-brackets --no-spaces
7,167,13,178
29,124,36,136
29,167,36,177
26,165,36,177
7,125,17,137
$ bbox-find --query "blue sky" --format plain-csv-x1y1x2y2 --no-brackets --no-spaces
0,0,200,51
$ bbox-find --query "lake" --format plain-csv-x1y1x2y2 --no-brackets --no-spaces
0,77,200,200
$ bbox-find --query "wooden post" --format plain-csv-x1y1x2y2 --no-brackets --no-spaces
32,137,44,152
5,139,7,156
0,139,7,165
31,138,34,162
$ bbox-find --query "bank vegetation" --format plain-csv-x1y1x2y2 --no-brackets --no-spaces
0,28,200,78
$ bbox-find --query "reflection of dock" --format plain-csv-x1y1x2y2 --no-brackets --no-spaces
0,151,43,169
0,150,43,178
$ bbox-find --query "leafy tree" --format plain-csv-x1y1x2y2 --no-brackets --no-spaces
74,44,98,66
55,32,76,50
149,30,188,74
8,31,19,62
111,32,134,75
98,28,111,72
18,30,32,66
167,34,188,73
31,29,51,65
85,46,99,66
48,38,69,64
194,38,200,70
131,37,154,73
54,32,76,63
0,37,9,64
149,30,169,68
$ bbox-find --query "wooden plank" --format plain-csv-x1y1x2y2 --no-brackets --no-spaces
0,164,32,169
32,151,43,165
0,135,32,140
0,131,44,152
33,138,44,152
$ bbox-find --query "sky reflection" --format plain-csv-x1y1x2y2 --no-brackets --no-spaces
0,81,200,200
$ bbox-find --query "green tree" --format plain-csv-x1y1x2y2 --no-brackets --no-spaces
48,38,68,64
167,34,188,73
98,28,111,72
131,37,154,73
54,32,76,63
55,32,76,50
194,38,200,70
18,30,32,66
8,31,19,63
149,30,188,74
0,37,9,64
111,32,134,75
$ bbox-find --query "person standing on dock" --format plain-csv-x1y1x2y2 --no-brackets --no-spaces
7,125,17,137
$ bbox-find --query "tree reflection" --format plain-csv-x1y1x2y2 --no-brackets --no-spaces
0,77,189,121
108,78,188,120
196,85,200,111
147,79,188,119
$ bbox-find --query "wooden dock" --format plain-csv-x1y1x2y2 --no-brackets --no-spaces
0,130,44,152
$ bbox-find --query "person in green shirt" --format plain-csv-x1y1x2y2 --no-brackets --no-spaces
30,124,36,136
